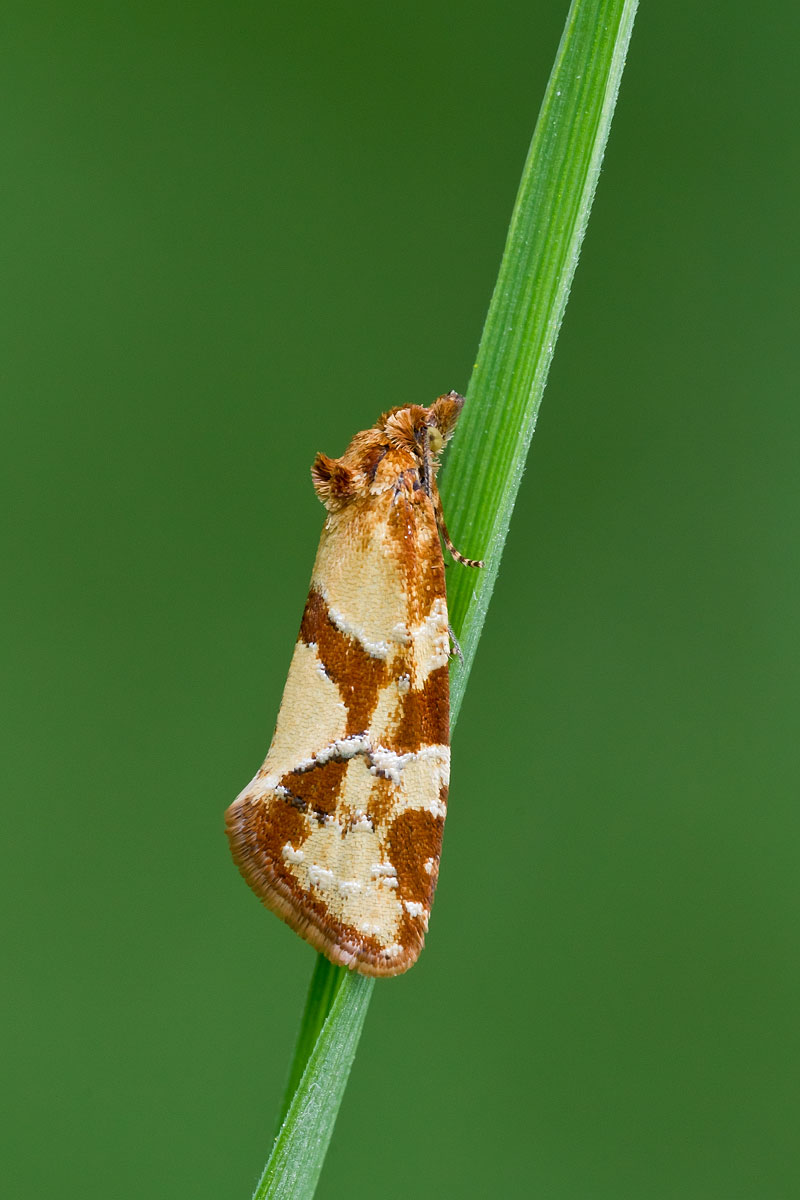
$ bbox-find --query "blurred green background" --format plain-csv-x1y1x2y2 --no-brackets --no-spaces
3,2,798,1197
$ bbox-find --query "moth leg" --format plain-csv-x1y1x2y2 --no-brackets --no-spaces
448,624,464,662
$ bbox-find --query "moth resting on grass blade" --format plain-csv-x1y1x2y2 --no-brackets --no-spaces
225,392,483,976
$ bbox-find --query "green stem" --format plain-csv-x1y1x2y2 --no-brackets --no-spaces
445,0,639,722
274,955,346,1134
254,973,375,1200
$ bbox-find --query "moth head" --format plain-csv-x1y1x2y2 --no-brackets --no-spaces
426,391,465,458
383,392,465,463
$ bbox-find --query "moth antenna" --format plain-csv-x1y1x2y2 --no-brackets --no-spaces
420,426,435,500
432,482,484,569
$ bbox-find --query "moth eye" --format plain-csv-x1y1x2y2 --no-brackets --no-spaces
428,427,444,455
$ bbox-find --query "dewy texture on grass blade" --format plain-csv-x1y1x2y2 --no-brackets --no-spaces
254,2,638,1196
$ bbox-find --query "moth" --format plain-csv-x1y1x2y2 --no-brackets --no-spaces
225,392,482,976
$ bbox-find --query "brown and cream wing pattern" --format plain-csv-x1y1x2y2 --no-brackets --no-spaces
225,459,450,976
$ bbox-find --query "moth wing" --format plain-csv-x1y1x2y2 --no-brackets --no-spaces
226,479,451,976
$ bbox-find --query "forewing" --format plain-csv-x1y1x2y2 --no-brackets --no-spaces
225,476,450,976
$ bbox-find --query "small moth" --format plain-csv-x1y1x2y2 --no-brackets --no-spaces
225,392,482,976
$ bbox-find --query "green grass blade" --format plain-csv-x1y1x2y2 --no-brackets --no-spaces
445,0,639,723
273,955,346,1134
253,2,638,1195
254,973,375,1200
